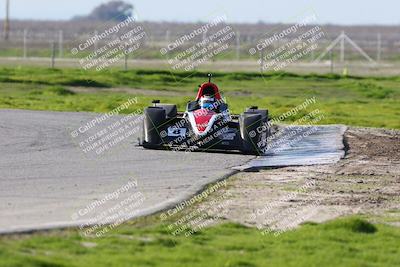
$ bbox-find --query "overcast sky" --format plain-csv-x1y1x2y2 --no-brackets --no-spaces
2,0,399,25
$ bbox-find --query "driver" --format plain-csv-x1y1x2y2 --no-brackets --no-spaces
199,95,215,110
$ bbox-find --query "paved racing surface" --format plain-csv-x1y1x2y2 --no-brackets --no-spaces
0,110,252,234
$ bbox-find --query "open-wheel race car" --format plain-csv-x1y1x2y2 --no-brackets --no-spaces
141,74,270,155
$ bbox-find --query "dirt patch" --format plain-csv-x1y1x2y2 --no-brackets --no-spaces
200,127,400,231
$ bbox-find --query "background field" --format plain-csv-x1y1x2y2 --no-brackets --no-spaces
0,67,399,129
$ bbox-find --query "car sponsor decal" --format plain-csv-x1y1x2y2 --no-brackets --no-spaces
221,132,236,140
167,127,187,137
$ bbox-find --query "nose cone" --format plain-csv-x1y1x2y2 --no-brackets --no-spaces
193,109,216,133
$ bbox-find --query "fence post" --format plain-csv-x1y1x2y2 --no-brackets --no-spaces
94,30,98,52
236,31,240,60
377,33,381,62
340,31,345,63
260,50,264,73
165,30,170,44
310,46,315,61
59,30,63,58
124,44,129,71
23,29,28,58
51,42,56,68
4,0,10,40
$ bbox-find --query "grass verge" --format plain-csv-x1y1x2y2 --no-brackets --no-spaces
0,216,399,267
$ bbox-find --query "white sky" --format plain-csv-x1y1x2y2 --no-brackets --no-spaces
2,0,400,25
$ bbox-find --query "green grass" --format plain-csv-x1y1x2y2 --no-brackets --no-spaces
0,217,399,267
0,67,399,129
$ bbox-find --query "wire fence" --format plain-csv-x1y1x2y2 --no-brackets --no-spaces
1,28,397,63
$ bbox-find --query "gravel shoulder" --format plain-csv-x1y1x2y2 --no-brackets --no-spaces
201,127,400,230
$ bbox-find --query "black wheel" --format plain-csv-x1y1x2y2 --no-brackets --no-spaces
143,107,166,147
239,108,269,155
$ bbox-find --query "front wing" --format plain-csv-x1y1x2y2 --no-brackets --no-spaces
142,115,244,152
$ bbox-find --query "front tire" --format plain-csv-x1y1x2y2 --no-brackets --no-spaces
239,108,269,155
143,107,166,147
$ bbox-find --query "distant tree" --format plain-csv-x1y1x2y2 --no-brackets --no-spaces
73,1,134,21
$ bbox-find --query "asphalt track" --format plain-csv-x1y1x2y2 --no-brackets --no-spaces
0,110,346,234
0,110,251,234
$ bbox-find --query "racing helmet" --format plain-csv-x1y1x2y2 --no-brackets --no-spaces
199,95,215,110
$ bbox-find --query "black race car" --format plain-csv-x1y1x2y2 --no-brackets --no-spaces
141,74,270,155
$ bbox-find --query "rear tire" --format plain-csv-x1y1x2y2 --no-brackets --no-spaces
143,107,166,147
156,104,177,118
